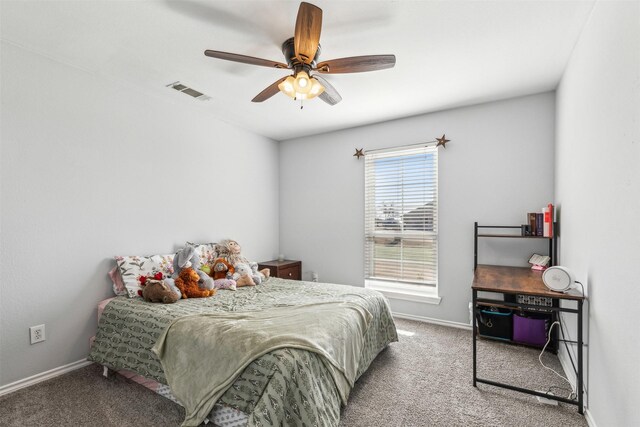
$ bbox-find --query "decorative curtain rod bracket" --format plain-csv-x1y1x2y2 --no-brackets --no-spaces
353,134,451,159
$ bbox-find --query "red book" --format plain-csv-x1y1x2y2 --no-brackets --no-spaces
548,203,554,238
543,207,550,237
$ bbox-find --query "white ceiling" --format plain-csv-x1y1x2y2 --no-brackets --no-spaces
1,0,594,141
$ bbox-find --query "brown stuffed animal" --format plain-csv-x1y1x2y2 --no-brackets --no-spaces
211,258,234,280
142,279,179,304
175,268,215,299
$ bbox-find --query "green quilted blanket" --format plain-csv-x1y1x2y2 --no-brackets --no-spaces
89,278,398,426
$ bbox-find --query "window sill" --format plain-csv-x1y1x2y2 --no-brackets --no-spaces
365,280,441,305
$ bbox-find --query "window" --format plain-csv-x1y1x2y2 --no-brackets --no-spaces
364,145,439,302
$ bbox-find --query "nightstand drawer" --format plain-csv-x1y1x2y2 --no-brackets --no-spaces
278,265,301,280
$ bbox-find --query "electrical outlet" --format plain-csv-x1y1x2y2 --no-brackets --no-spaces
30,324,46,344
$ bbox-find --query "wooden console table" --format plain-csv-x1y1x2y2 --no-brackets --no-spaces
472,264,586,413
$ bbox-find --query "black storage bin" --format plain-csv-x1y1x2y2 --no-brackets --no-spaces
477,306,513,341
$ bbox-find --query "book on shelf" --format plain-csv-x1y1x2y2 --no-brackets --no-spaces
525,204,555,237
543,203,554,237
528,212,537,236
536,213,543,236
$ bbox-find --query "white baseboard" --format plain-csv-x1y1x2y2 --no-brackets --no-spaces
584,408,597,427
393,311,471,330
0,359,93,397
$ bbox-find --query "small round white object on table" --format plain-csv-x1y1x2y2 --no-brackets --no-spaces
542,266,575,292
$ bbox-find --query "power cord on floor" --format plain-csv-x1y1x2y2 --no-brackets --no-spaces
539,321,576,399
546,385,573,396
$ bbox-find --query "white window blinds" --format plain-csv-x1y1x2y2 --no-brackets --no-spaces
364,145,438,286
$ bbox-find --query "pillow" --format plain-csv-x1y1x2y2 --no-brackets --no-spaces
108,267,127,296
186,241,217,269
115,254,175,298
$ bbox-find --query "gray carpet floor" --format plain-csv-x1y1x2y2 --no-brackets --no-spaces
0,318,587,427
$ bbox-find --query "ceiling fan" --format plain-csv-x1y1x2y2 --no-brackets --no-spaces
204,2,396,106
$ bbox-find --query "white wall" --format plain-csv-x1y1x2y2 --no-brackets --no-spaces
555,1,640,425
0,43,280,387
279,93,555,323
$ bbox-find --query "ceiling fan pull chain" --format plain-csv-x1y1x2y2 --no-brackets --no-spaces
300,100,304,110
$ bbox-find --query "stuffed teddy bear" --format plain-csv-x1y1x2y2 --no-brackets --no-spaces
171,246,215,290
216,239,270,282
174,267,216,299
139,272,181,300
233,263,256,287
142,279,180,304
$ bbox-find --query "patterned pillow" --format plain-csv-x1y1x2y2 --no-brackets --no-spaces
108,267,127,296
186,241,217,269
115,254,175,298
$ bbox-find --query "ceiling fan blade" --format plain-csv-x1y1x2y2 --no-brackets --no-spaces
204,50,288,69
315,55,396,74
252,76,289,103
294,2,322,64
313,75,342,106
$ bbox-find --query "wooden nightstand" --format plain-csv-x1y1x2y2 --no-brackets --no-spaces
258,260,302,281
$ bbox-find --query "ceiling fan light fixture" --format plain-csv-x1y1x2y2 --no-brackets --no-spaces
308,78,325,98
278,73,324,100
293,71,311,93
278,76,297,99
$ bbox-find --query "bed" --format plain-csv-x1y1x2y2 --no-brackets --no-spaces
88,277,398,426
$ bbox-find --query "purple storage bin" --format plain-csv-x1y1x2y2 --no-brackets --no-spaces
513,313,548,347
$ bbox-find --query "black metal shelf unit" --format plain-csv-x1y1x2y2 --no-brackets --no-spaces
474,222,559,353
471,221,585,415
473,222,558,270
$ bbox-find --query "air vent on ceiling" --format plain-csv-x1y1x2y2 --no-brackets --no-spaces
166,81,210,101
